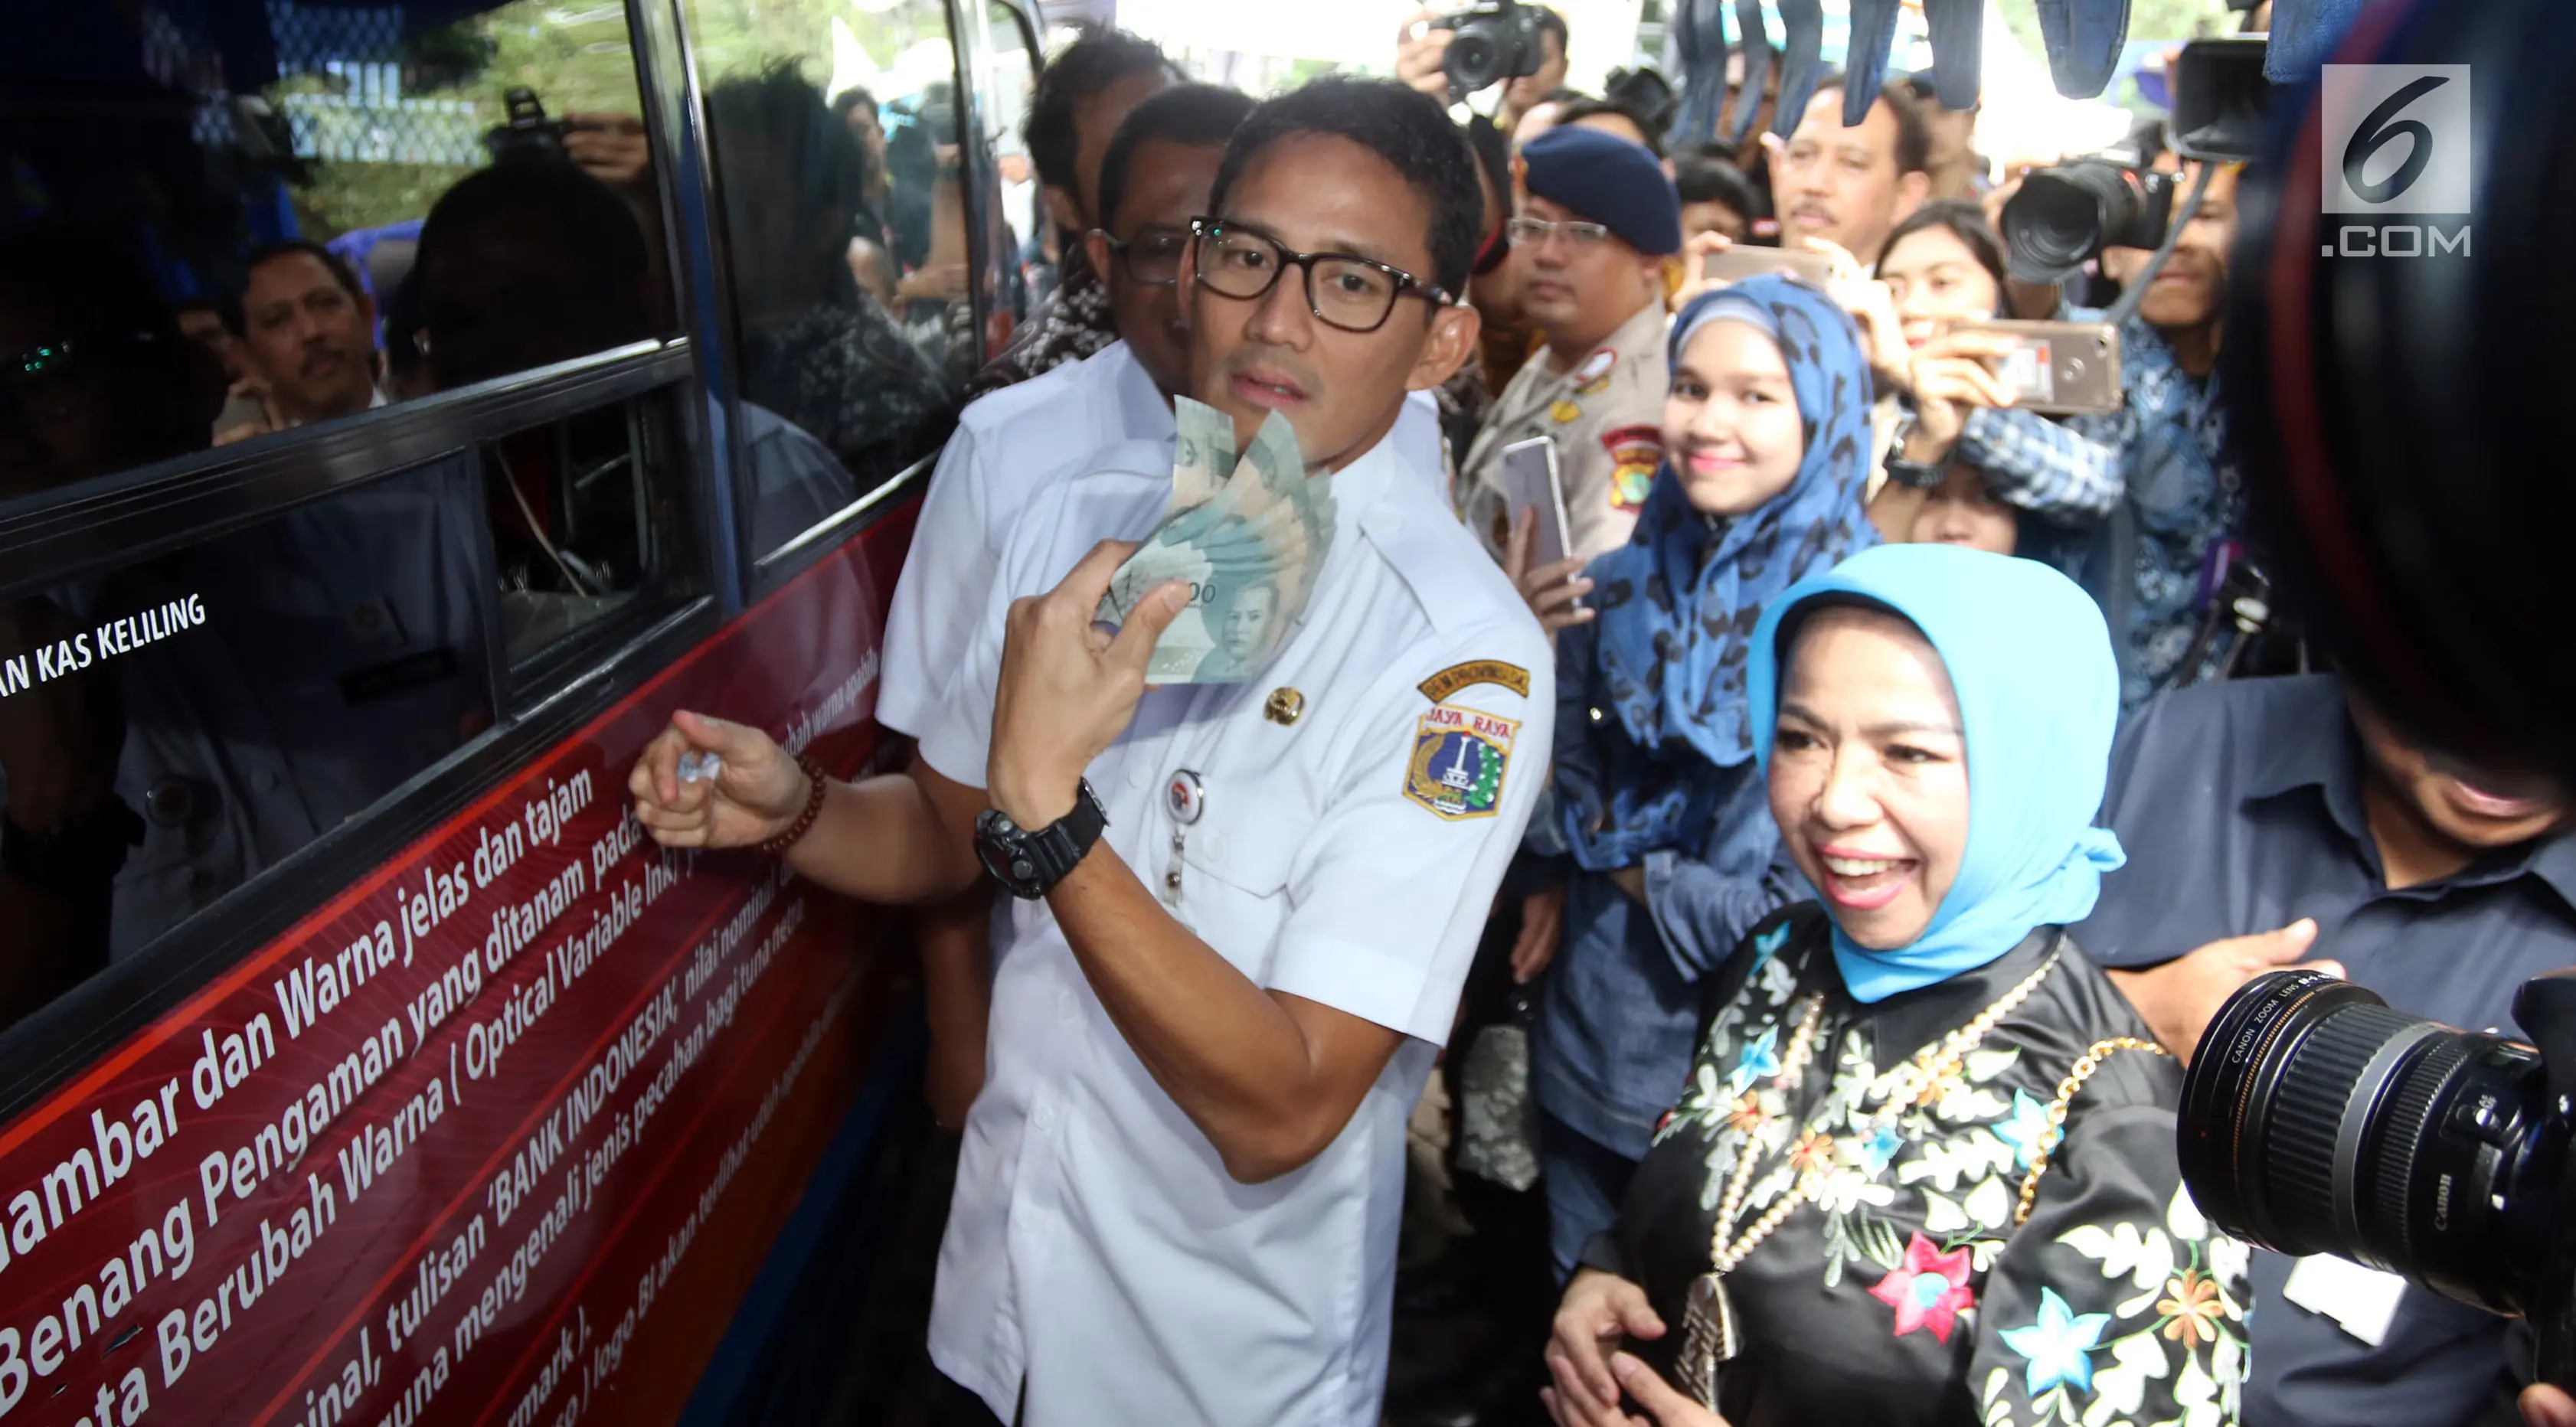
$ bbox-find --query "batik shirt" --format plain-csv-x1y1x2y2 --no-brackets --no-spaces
1583,906,2251,1427
739,302,952,492
963,242,1116,400
1952,312,2241,708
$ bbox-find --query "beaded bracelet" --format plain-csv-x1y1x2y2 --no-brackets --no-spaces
758,755,830,857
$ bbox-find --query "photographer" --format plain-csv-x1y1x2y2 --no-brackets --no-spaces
1971,152,2245,708
1397,5,1571,133
2074,668,2574,1425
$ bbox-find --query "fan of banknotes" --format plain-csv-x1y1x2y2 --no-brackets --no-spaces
1094,398,1335,684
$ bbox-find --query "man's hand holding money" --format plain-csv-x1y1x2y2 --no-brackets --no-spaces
989,540,1192,828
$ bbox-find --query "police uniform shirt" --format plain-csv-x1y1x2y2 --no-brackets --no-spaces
878,341,1447,738
1459,298,1669,565
914,429,1552,1426
2074,673,2576,1427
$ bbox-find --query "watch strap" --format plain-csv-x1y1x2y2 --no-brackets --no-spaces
980,782,1109,899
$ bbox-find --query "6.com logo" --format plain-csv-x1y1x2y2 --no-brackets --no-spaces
2319,64,2472,257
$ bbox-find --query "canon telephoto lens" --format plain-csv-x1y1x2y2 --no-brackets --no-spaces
2179,970,2567,1318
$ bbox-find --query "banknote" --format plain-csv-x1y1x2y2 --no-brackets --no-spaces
1172,397,1237,510
1097,407,1335,683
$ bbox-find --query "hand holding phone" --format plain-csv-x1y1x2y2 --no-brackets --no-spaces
1693,241,1838,289
1947,320,2123,415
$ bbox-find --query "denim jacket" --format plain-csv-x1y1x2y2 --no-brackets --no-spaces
1529,616,1807,1160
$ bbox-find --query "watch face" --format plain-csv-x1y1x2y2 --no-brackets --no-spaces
973,809,1043,897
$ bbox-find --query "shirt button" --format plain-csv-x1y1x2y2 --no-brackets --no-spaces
1127,764,1150,790
1058,991,1079,1025
1032,1103,1057,1132
255,769,282,793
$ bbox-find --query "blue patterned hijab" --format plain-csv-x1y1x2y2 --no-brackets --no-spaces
1747,544,2128,1001
1564,277,1878,870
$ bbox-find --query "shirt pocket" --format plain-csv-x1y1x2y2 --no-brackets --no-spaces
1172,787,1305,984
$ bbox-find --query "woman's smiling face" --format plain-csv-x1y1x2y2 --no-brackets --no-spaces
1767,604,1970,949
1663,318,1806,518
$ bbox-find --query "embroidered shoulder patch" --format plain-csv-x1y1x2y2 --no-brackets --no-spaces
1417,659,1532,703
1600,424,1664,511
1403,704,1520,820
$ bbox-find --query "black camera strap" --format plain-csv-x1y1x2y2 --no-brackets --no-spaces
2104,159,2215,329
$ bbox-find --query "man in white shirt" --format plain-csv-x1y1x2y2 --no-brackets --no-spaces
878,83,1442,1122
629,76,1549,1425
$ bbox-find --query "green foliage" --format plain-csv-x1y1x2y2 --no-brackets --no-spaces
289,0,649,237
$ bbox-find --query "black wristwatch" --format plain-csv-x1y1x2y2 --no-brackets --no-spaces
1883,417,1946,490
975,781,1110,900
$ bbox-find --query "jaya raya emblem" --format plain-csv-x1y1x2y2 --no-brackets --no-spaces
1403,704,1519,820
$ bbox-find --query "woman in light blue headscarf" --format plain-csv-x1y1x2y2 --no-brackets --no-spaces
1540,544,2250,1427
1520,276,1879,1285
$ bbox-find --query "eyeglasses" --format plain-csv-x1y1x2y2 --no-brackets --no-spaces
5,332,160,393
1093,226,1188,286
1505,217,1613,250
1188,217,1453,334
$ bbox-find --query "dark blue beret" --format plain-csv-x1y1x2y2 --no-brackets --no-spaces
1521,126,1682,256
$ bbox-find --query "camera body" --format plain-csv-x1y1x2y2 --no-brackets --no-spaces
485,87,569,165
2181,969,2576,1382
1998,141,2177,284
1432,0,1545,101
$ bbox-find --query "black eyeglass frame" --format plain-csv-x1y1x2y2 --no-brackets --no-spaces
1185,217,1455,334
1089,226,1190,286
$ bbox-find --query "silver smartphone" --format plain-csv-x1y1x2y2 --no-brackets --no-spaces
1498,436,1573,570
1951,319,2124,415
1696,243,1838,289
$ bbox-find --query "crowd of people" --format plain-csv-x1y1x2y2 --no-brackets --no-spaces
619,13,2576,1427
10,1,2560,1422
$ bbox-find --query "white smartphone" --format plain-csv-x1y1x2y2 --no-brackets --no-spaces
1498,436,1573,570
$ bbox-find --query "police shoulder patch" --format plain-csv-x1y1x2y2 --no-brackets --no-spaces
1600,423,1664,512
1404,704,1520,820
1417,659,1532,703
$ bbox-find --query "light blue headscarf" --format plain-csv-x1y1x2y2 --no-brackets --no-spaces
1746,544,2127,1002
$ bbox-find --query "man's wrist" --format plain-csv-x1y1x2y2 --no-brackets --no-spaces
990,772,1079,830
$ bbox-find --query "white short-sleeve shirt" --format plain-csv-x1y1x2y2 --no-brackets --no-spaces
915,427,1551,1426
875,343,1446,740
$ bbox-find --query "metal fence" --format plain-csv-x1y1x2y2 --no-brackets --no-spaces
269,1,489,166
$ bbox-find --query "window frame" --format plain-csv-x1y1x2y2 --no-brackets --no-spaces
0,0,1036,1121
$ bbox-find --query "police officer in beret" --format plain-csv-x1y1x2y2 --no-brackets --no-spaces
1460,126,1680,568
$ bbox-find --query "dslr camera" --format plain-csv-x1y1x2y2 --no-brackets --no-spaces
1432,0,1545,101
1997,38,2274,283
1996,133,2179,283
2182,969,2576,1380
485,87,568,165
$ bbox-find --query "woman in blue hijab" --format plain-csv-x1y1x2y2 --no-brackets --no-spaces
1522,276,1878,1283
1539,544,2250,1427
